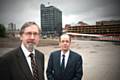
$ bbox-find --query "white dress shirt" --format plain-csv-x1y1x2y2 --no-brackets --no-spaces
21,43,35,74
60,50,70,68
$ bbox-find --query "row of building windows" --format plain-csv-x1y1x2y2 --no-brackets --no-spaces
65,20,120,36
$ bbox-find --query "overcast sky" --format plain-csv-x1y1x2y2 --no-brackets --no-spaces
0,0,120,28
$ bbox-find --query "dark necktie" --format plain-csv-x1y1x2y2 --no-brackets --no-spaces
29,53,39,80
61,54,65,72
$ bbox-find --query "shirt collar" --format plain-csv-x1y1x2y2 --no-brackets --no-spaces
21,43,35,58
61,50,70,57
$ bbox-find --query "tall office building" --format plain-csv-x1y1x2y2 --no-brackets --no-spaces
41,4,62,37
8,23,16,32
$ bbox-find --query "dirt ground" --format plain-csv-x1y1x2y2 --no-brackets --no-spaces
0,37,58,48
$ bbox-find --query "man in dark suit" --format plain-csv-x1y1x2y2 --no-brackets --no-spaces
0,21,44,80
46,34,83,80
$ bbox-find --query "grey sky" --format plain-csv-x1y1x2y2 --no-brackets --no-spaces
0,0,120,28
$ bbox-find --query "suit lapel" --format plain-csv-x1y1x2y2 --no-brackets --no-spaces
35,51,41,68
35,51,43,80
16,47,33,80
55,51,61,71
65,51,73,72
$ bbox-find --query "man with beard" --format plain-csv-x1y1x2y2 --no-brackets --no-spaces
46,34,83,80
0,21,44,80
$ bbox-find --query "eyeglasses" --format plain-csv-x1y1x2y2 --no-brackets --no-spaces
23,32,40,36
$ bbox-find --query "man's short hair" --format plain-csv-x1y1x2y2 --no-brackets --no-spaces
59,33,71,42
19,21,41,35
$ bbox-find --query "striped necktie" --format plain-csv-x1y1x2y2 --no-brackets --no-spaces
29,53,39,80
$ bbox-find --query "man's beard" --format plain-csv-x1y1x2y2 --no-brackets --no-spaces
26,42,36,52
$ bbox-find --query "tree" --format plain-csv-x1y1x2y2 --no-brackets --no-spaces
0,24,6,37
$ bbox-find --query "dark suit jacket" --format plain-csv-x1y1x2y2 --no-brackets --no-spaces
46,50,83,80
0,47,44,80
